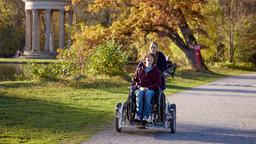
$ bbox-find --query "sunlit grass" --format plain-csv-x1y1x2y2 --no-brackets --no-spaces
0,79,127,144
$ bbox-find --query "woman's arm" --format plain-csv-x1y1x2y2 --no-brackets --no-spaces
160,52,168,72
132,69,140,87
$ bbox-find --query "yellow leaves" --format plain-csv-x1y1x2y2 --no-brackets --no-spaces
71,0,82,4
79,25,110,47
88,0,108,13
70,0,207,55
88,0,126,13
65,5,72,11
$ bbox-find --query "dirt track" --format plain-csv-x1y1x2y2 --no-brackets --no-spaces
83,73,256,144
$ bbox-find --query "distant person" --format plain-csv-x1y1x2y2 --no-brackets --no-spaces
137,41,168,90
13,50,22,58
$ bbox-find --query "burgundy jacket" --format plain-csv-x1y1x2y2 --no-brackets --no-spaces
133,66,161,90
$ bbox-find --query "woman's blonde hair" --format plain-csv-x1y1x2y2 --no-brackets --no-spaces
150,41,158,49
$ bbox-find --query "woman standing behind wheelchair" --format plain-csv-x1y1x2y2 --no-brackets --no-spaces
137,41,168,90
133,53,161,123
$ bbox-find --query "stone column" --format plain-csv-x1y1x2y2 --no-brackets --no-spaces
25,10,32,53
50,11,54,53
59,9,65,49
50,34,54,53
32,9,40,52
37,10,41,52
67,10,73,48
45,9,51,52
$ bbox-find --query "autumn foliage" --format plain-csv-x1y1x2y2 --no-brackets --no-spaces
68,0,208,70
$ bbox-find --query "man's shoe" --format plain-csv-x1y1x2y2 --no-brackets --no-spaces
134,115,141,122
142,117,149,123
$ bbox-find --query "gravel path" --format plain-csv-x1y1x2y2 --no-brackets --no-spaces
83,73,256,144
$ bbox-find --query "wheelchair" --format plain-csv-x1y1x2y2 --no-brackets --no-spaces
115,86,176,133
166,60,177,79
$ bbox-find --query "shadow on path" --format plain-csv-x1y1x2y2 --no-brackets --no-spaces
183,87,256,94
227,75,256,80
119,124,256,144
209,83,256,88
155,124,256,144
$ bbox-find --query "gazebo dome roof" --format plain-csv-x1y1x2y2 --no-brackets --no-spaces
23,0,71,10
24,0,70,1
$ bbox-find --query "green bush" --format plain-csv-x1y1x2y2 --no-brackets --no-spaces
57,48,88,77
26,62,69,81
86,40,128,75
24,39,129,81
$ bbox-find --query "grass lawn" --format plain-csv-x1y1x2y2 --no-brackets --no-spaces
0,68,253,144
0,58,58,63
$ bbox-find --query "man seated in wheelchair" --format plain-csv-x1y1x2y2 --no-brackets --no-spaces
132,53,161,123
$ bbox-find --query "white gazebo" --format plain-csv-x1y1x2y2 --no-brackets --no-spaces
22,0,73,59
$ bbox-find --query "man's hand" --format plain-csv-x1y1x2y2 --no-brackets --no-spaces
139,87,148,91
163,72,168,79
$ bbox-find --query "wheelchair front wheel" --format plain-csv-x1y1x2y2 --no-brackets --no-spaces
169,104,176,133
158,93,166,122
115,103,122,132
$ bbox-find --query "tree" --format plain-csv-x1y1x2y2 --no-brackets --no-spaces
234,0,256,64
235,14,256,64
0,0,25,57
71,0,208,70
199,0,227,63
198,0,256,65
220,0,255,63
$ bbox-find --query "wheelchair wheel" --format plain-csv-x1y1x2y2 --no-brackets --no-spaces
126,101,135,123
126,93,136,123
115,103,122,132
158,93,166,122
169,104,176,133
126,102,131,121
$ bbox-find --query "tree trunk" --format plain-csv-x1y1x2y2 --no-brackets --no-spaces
176,9,208,70
74,3,78,31
149,10,207,70
229,24,234,62
171,35,207,70
157,26,207,70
